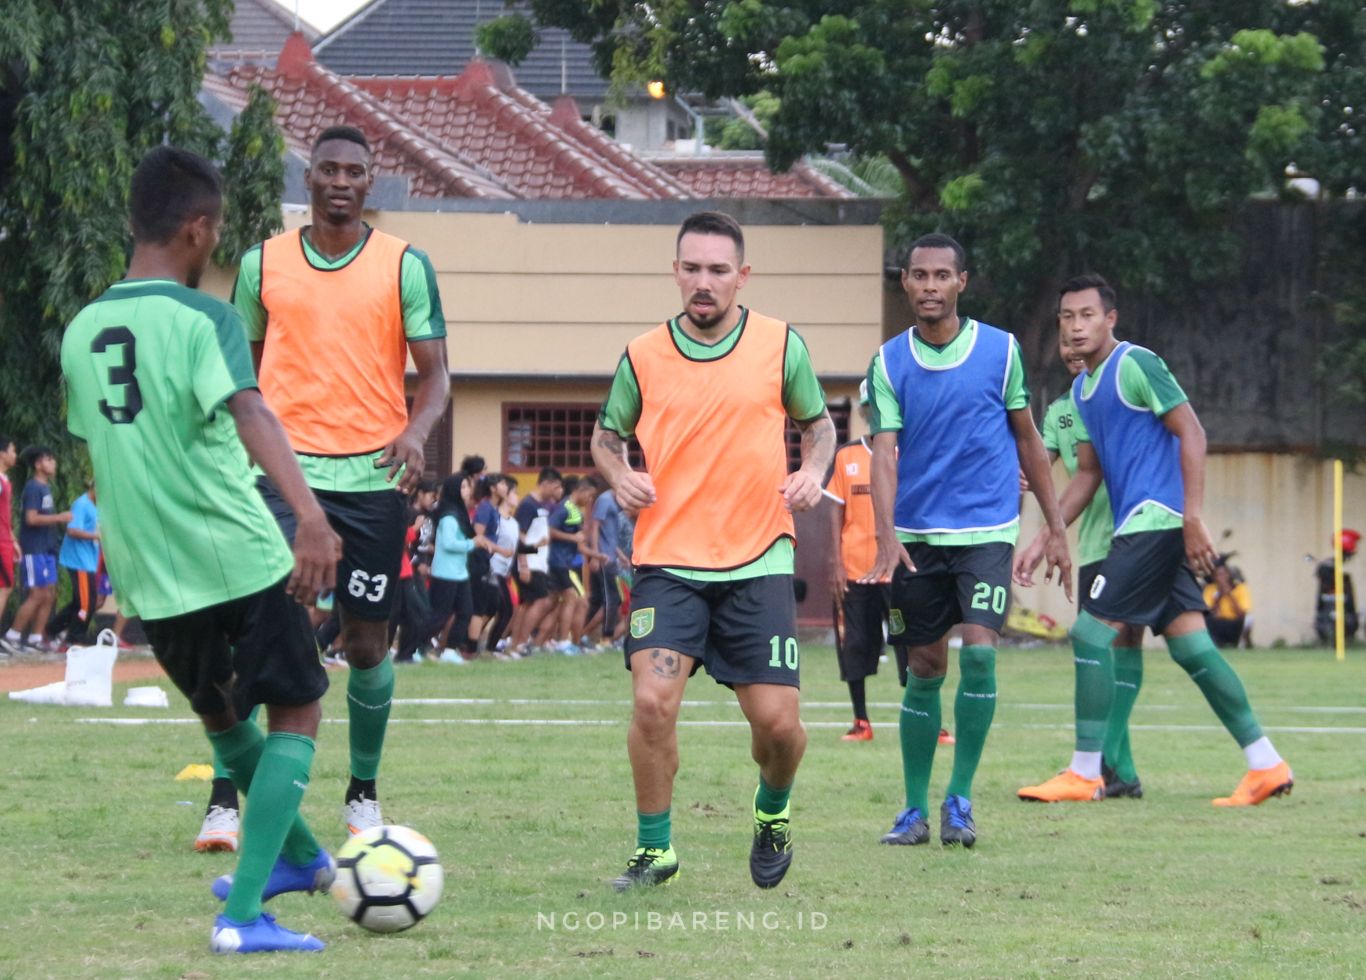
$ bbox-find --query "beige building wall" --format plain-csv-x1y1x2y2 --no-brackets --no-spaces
1019,454,1366,648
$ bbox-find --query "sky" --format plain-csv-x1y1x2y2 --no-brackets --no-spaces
271,0,372,33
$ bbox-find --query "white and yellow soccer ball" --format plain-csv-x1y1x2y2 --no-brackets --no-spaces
332,825,444,933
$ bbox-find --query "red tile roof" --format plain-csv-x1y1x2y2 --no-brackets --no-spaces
206,34,852,202
649,153,856,200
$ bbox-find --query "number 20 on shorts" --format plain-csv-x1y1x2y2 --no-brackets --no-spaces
970,582,1007,615
768,635,799,670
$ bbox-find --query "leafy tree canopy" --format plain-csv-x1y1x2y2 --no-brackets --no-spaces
500,0,1365,381
0,1,284,487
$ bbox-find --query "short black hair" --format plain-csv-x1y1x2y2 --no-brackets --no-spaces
20,445,54,468
1058,273,1117,314
538,466,563,486
561,475,580,496
129,146,222,245
313,125,371,155
460,454,486,477
0,434,14,454
677,211,745,262
415,478,439,495
904,233,966,273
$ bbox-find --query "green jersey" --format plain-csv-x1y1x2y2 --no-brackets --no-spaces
867,319,1029,546
1074,347,1188,535
1042,392,1112,566
599,309,827,580
232,226,446,493
61,279,293,619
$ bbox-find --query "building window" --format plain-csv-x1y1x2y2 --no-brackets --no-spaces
406,395,453,480
503,403,643,472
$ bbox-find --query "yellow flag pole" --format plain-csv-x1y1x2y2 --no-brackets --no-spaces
1334,459,1345,661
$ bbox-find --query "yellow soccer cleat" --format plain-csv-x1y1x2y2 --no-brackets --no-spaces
1213,761,1294,807
1017,769,1105,803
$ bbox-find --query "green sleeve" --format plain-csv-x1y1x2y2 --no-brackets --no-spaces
1004,335,1029,410
598,353,642,437
782,328,827,422
1072,398,1092,443
192,304,258,417
231,245,266,342
1119,348,1188,416
867,351,902,433
1041,396,1066,454
401,247,447,341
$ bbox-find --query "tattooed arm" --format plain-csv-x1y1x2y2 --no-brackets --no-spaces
778,410,836,512
591,422,656,515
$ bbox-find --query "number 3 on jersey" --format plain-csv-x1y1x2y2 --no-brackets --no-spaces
91,326,143,424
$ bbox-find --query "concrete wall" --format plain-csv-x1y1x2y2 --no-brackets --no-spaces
1018,453,1366,648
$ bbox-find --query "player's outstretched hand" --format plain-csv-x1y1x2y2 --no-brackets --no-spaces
1184,516,1218,579
376,429,426,493
614,469,656,515
289,508,342,605
1012,532,1046,588
779,470,823,513
859,535,915,584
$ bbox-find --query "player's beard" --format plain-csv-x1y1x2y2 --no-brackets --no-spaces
685,295,729,331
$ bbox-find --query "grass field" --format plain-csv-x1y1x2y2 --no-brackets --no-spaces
1,643,1363,978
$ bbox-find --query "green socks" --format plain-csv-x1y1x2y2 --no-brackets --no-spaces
1104,647,1143,782
212,704,260,782
636,809,671,850
1167,630,1264,747
946,645,997,801
222,732,317,923
900,673,944,813
1071,612,1119,752
755,775,792,818
207,720,322,868
348,657,395,781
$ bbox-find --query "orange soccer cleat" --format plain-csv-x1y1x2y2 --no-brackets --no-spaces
1017,769,1105,803
1213,761,1294,807
938,728,955,745
841,719,874,742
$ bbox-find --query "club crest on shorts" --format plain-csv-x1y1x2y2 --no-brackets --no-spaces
888,609,905,635
1090,574,1106,599
630,607,655,639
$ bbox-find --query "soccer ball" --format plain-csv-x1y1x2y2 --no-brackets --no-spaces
332,825,444,933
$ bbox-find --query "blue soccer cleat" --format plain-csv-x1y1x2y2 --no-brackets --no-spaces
879,807,930,845
212,849,335,903
210,912,324,953
939,795,977,848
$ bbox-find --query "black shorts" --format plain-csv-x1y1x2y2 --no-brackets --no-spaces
257,477,406,621
1082,529,1206,632
471,575,500,617
519,570,552,603
1078,561,1103,606
836,581,889,682
142,579,327,719
889,542,1014,646
548,566,581,596
624,569,799,688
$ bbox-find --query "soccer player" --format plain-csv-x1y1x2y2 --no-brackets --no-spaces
863,233,1071,849
825,380,954,745
231,125,450,834
593,210,836,891
1037,331,1145,798
1015,274,1292,806
61,145,342,953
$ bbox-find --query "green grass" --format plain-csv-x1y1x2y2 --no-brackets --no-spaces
1,645,1363,977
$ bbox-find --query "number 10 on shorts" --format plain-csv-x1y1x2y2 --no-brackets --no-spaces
768,635,799,670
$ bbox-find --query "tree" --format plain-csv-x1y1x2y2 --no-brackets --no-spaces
502,1,1346,385
0,1,283,482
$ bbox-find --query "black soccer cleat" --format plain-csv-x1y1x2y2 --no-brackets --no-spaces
939,795,977,848
750,811,793,889
880,807,930,846
611,847,679,892
1102,762,1144,799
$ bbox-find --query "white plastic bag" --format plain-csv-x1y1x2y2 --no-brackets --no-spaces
62,629,120,707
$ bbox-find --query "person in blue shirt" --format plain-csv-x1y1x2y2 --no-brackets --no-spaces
584,476,626,647
5,447,73,652
423,473,476,663
46,480,102,646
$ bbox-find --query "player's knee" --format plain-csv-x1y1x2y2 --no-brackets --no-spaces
632,688,680,732
958,644,995,677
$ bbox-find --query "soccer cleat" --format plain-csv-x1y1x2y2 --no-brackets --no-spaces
210,912,325,954
880,807,930,845
938,728,955,745
344,794,383,836
194,805,240,853
750,808,793,889
841,719,873,742
212,849,336,903
1213,761,1294,807
939,795,976,848
611,846,679,892
1102,762,1144,800
1017,769,1105,802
